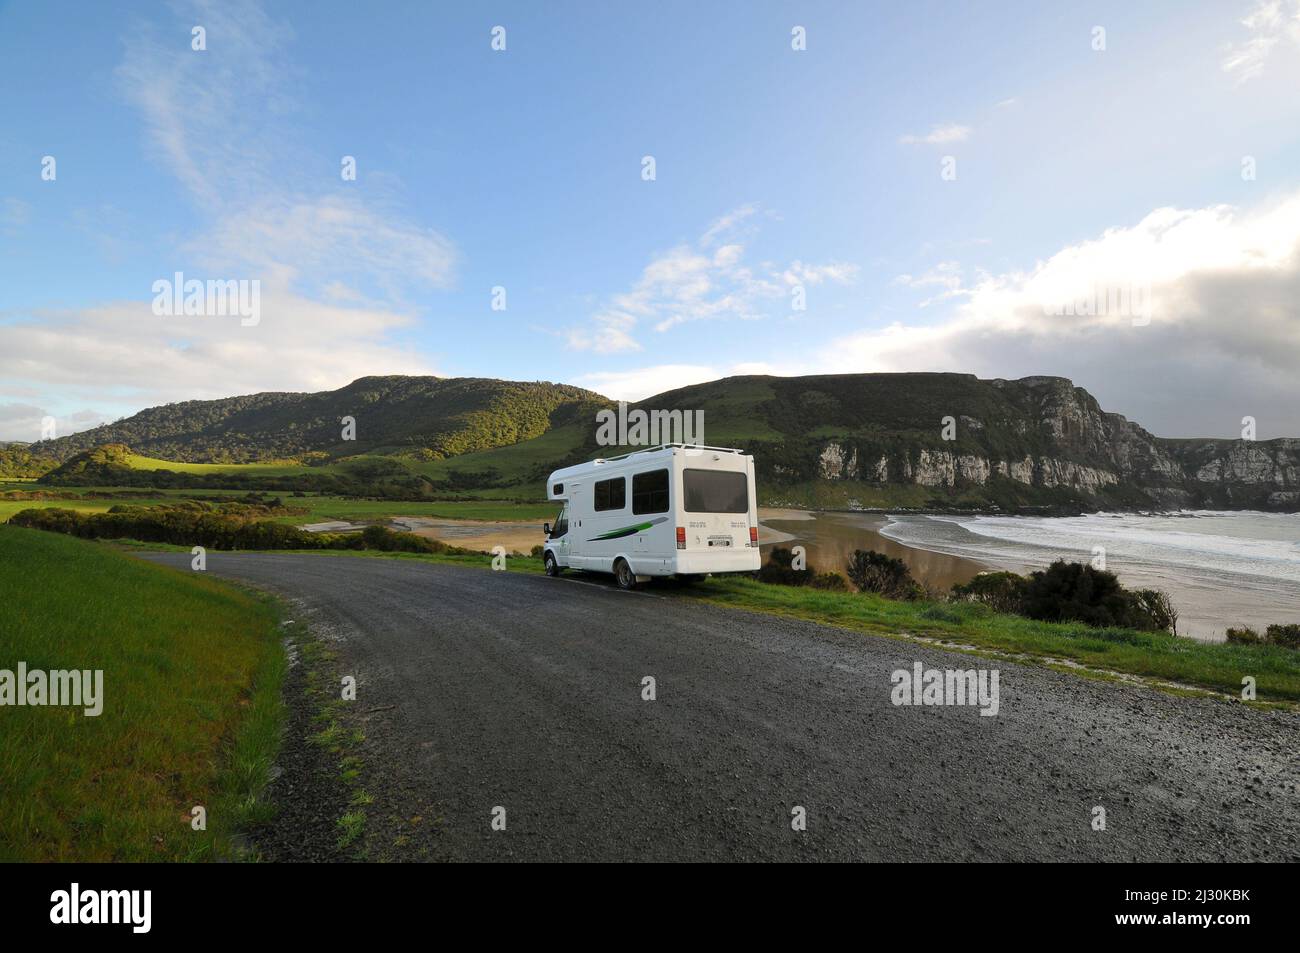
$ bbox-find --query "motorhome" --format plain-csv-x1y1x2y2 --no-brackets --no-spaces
542,444,760,589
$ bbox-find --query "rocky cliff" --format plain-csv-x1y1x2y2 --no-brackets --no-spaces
801,376,1300,510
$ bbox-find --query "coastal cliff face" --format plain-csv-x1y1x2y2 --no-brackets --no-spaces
801,376,1300,510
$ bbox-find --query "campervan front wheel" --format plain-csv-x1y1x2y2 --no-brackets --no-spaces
544,552,562,576
614,558,637,591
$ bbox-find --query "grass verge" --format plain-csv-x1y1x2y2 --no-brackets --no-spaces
0,524,286,860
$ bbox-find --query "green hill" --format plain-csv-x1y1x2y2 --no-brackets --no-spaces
25,372,1300,511
30,376,605,466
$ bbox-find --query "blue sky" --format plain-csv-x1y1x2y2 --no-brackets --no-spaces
3,0,1300,440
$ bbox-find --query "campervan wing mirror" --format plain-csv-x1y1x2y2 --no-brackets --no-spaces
543,523,551,537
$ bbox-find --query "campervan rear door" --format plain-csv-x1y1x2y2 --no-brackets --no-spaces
678,457,753,552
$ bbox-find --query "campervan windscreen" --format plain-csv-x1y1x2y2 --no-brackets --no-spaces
683,469,748,513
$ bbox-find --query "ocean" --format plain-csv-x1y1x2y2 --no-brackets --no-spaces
878,511,1300,642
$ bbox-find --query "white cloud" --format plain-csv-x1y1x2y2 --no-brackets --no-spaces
899,123,971,145
196,195,457,299
0,404,108,443
567,208,857,351
1222,0,1300,82
572,362,786,402
0,278,437,439
821,189,1300,436
700,204,759,246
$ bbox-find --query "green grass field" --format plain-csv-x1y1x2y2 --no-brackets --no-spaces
0,484,557,526
269,497,557,524
0,525,285,861
122,453,308,475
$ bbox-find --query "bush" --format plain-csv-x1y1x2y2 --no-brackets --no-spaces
758,546,815,587
1021,560,1163,630
845,549,919,600
950,571,1028,614
1225,626,1262,645
1266,624,1300,650
808,571,849,591
1128,588,1179,635
10,505,468,556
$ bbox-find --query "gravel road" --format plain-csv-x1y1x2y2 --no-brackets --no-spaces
144,552,1300,862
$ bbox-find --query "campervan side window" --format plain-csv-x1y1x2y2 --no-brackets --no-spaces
683,469,748,513
632,469,669,515
594,477,626,512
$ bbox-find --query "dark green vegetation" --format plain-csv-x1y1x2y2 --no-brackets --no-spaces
0,443,59,479
767,546,1181,635
845,549,923,600
9,501,476,556
1226,624,1300,650
12,372,1298,511
953,560,1179,634
0,524,285,860
755,545,849,590
31,376,603,465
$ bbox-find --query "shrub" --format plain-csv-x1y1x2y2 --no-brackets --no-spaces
1128,588,1179,635
1225,626,1262,645
530,544,544,558
1022,560,1138,628
1266,624,1300,650
9,505,468,556
950,571,1028,614
808,571,849,592
845,549,919,600
758,546,815,587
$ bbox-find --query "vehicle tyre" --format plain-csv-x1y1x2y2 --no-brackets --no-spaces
544,552,562,576
614,558,637,590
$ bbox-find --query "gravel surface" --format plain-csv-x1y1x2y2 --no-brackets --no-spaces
145,552,1300,862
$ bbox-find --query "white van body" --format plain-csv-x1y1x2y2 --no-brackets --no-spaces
543,444,760,584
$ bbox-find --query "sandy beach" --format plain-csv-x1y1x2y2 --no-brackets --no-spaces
758,509,988,590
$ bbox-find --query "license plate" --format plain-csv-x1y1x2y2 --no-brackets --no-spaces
707,536,732,547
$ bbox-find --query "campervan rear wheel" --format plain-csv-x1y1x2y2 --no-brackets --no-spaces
544,552,562,576
614,558,637,591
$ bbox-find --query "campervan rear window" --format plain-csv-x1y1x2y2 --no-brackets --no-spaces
683,469,748,513
632,469,669,515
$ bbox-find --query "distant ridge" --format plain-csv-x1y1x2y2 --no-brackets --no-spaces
20,372,1300,511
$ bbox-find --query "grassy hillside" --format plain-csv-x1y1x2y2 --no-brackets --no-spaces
21,372,1298,511
0,526,284,860
27,375,605,466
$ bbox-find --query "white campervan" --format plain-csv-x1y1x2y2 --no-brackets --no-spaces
542,444,760,589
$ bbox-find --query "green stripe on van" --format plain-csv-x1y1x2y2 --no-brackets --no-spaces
588,516,668,541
